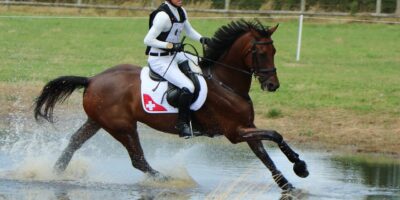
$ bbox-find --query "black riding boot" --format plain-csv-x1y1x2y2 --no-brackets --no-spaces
176,87,194,138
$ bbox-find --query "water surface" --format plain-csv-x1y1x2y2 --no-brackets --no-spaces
0,112,399,200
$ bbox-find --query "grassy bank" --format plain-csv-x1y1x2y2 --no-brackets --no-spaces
0,14,399,155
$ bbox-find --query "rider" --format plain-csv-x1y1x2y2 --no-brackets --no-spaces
144,0,210,138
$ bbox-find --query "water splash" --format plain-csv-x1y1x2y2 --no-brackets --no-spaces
138,145,201,189
1,97,399,200
4,156,91,181
0,97,91,182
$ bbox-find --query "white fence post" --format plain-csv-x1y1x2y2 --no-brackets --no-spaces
396,0,400,15
225,0,230,11
77,0,82,6
376,0,382,14
301,0,306,13
296,14,304,61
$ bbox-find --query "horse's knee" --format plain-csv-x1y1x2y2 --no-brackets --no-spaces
269,130,283,144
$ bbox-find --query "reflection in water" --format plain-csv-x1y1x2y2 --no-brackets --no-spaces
54,191,69,200
0,178,194,200
332,156,400,189
360,162,399,188
0,110,400,200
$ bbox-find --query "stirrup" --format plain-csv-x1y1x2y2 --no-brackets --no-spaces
176,123,192,138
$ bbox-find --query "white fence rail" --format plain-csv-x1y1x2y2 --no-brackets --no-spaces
1,0,400,18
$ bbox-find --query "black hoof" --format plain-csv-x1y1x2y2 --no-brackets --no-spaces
293,160,309,178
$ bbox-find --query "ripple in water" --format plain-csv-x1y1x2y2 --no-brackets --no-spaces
0,99,399,200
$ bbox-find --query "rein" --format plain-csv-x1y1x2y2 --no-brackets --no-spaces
182,45,250,99
183,43,252,76
183,40,275,100
184,39,277,79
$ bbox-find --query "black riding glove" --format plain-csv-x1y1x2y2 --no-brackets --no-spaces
200,37,211,45
171,43,184,52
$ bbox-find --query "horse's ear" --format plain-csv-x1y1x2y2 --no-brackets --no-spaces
268,24,279,36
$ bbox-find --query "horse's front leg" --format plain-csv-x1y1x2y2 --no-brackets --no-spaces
247,140,293,191
240,128,309,179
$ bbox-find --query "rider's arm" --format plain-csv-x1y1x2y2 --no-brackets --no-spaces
144,11,173,49
182,9,202,42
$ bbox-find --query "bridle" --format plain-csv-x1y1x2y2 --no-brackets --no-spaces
182,36,277,99
244,39,277,79
186,37,277,80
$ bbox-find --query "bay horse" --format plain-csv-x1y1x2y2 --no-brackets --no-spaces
34,20,308,191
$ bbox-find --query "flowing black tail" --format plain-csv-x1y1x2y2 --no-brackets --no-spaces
34,76,89,123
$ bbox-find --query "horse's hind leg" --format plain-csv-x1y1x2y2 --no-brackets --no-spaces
247,140,294,191
109,124,160,177
54,118,100,174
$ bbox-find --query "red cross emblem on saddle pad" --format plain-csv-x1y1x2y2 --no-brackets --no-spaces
143,94,167,112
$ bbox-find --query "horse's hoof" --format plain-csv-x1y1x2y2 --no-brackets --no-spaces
293,160,309,178
282,183,295,192
157,174,172,182
280,187,303,200
53,166,64,175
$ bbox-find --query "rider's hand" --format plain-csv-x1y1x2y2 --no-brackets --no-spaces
200,37,211,45
170,43,184,52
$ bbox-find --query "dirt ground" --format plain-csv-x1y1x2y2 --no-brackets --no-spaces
1,82,399,157
255,109,400,156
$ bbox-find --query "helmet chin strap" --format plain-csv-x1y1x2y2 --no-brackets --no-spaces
166,0,181,8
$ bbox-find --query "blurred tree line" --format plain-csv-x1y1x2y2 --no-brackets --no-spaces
26,0,398,13
211,0,397,13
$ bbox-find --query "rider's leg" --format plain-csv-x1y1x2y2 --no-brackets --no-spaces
178,60,191,74
162,61,194,137
148,56,195,93
175,52,203,75
176,87,194,137
148,56,195,137
162,65,195,137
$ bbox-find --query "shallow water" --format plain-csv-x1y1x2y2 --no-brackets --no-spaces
0,111,399,200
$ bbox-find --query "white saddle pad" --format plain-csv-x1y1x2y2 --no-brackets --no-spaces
140,67,208,113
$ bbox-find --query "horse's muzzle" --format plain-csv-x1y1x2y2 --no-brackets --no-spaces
262,81,279,92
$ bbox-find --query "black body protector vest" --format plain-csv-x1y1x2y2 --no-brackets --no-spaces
145,3,187,55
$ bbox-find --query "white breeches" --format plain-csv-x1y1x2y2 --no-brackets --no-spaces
148,52,195,93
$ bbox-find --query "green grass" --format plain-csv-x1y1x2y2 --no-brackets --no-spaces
0,16,399,116
265,108,282,118
332,153,400,165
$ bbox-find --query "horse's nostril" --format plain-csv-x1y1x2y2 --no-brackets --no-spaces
268,83,275,88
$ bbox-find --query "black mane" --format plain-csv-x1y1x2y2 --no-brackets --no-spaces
201,19,270,67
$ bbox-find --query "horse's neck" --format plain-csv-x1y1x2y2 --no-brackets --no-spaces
212,40,252,96
212,65,251,98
